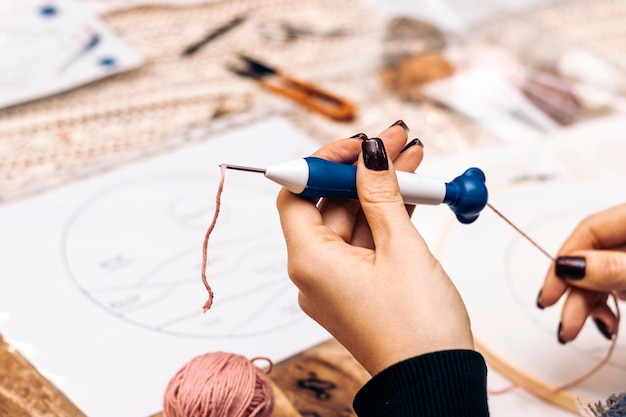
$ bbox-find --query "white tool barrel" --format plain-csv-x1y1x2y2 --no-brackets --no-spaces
396,171,446,205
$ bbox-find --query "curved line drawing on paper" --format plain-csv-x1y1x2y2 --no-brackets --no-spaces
61,176,305,339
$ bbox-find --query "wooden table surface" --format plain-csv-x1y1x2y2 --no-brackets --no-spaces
0,335,369,417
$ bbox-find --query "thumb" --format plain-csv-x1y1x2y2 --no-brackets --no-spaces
357,137,420,252
555,250,626,293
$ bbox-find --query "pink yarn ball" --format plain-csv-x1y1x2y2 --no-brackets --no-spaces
163,351,274,417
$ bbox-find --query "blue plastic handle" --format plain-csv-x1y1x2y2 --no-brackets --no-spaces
300,157,358,199
298,157,488,224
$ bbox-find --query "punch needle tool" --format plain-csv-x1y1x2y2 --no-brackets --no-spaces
224,157,488,224
227,55,356,122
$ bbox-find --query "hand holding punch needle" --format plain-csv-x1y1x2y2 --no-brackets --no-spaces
224,158,488,224
227,55,356,122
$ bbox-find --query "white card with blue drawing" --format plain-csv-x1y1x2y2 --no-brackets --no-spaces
0,1,143,109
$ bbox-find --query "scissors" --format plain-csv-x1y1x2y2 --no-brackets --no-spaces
227,54,356,122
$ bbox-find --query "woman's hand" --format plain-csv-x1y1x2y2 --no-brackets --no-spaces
538,203,626,344
276,121,474,376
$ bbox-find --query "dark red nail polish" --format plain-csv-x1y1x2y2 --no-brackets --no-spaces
362,138,389,171
557,322,566,344
536,290,544,310
350,133,368,140
390,120,409,132
555,256,586,280
400,138,424,153
594,318,613,340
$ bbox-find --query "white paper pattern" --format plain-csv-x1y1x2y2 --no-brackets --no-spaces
0,118,329,417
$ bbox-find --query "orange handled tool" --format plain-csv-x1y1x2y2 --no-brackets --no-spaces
227,55,356,122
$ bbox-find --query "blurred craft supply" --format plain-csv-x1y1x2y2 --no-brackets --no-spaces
577,393,626,417
380,17,454,101
456,46,580,130
71,0,225,15
516,70,581,126
381,53,455,101
258,20,350,45
181,13,247,56
556,48,626,114
227,55,356,121
383,17,448,66
0,0,143,109
417,42,624,142
379,13,626,143
58,28,101,72
420,62,562,143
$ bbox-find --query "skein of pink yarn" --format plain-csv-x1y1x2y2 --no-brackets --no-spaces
163,351,275,417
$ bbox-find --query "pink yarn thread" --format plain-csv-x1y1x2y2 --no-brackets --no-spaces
163,352,275,417
488,203,622,398
489,292,621,398
181,171,275,415
201,164,227,312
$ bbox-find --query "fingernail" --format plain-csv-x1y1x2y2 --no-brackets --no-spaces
557,322,566,344
400,138,424,153
389,120,409,132
555,256,586,280
362,138,389,171
594,318,613,340
536,290,544,310
350,133,368,140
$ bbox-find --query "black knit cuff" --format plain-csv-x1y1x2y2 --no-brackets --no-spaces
353,350,489,417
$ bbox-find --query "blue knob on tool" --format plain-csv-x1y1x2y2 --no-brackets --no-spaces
225,157,489,224
442,168,488,224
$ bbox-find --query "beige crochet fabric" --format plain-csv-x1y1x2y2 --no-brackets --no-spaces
0,0,377,200
1,0,624,202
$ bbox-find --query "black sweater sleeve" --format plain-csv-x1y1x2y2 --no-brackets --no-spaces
353,350,489,417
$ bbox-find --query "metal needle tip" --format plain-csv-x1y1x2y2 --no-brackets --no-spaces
223,164,266,174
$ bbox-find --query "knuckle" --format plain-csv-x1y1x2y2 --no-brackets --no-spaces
359,181,402,205
576,216,596,238
601,254,626,287
286,249,318,291
578,214,609,247
297,292,313,317
287,258,307,287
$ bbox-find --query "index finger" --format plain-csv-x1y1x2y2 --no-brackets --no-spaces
312,137,364,164
558,203,626,252
276,188,349,284
312,121,414,165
